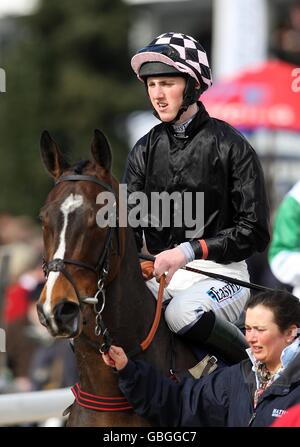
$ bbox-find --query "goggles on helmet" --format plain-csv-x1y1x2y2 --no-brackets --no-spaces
131,32,212,94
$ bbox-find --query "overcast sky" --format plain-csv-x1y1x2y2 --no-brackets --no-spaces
0,0,38,18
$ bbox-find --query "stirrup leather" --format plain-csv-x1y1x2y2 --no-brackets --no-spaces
188,354,218,379
172,354,218,382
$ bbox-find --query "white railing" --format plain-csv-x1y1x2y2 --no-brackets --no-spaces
0,387,74,426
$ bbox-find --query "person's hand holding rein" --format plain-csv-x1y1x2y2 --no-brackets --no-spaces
102,345,128,371
154,247,187,285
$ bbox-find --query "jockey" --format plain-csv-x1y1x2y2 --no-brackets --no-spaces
123,32,270,363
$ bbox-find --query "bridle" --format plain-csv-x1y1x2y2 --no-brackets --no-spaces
42,174,118,351
42,173,174,414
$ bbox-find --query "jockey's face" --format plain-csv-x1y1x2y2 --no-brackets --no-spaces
146,76,186,122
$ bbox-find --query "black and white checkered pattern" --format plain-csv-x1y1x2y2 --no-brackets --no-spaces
150,33,212,90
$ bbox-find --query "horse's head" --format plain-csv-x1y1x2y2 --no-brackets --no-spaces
37,129,119,338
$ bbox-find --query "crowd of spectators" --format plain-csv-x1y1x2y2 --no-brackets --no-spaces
0,213,78,426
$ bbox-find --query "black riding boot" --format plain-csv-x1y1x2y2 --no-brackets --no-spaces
182,311,248,364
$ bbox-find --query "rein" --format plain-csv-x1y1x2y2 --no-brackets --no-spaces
126,271,166,357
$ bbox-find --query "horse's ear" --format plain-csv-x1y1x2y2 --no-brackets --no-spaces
91,129,112,172
40,130,69,179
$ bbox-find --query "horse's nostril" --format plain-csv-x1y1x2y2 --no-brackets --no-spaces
54,301,79,321
53,300,81,336
60,302,77,315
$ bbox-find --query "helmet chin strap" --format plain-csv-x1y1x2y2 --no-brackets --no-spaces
152,106,188,124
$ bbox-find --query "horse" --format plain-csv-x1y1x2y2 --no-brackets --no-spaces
37,129,199,427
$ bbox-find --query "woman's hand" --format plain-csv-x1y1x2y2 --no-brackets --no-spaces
102,345,128,371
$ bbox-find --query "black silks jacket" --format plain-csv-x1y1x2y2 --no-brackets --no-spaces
118,352,300,427
123,102,270,262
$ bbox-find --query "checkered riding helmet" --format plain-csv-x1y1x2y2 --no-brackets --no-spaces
131,32,212,95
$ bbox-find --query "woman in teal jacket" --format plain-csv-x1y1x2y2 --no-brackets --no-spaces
103,290,300,427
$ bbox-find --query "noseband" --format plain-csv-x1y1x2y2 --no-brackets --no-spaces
42,174,118,306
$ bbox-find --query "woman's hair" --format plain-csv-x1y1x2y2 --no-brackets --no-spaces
245,290,300,332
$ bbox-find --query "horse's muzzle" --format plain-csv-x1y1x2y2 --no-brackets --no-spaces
37,300,82,338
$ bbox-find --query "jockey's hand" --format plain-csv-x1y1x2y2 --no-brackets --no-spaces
102,345,128,371
154,247,187,286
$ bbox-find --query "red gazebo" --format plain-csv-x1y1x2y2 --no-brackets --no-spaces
201,60,300,131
